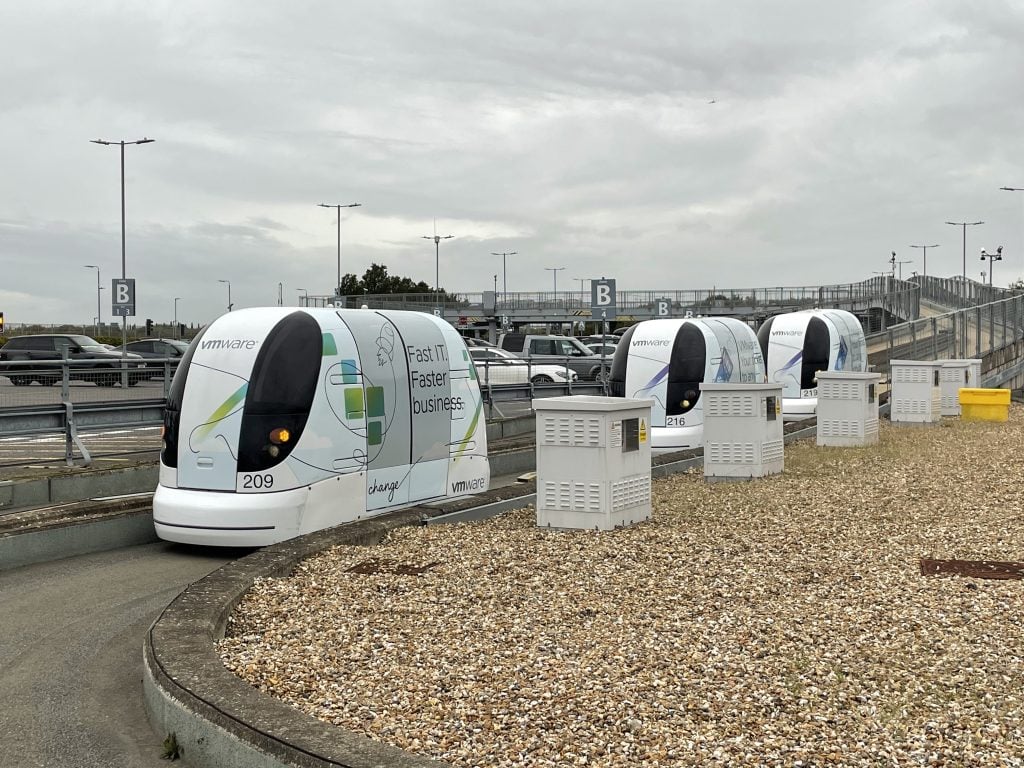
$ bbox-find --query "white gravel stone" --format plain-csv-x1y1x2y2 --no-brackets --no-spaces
220,411,1024,767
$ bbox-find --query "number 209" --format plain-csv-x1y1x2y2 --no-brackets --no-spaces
242,473,274,489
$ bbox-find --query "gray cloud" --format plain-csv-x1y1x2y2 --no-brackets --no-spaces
2,0,1023,326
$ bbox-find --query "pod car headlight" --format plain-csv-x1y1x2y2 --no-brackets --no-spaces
269,428,291,445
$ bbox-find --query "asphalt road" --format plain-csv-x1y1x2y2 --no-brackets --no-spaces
0,542,238,767
0,377,169,409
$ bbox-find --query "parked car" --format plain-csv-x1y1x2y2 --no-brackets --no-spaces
114,338,190,380
585,342,618,357
0,334,144,386
469,347,578,384
462,337,498,348
579,334,619,346
497,333,610,381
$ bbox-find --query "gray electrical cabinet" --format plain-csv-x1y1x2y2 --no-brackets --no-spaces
816,371,881,446
939,359,982,416
533,396,653,530
890,360,942,424
700,383,785,481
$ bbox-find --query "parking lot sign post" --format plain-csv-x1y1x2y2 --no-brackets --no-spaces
590,278,617,391
656,297,672,317
111,278,136,388
591,278,617,323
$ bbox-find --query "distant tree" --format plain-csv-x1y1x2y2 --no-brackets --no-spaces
1010,278,1024,292
338,263,452,298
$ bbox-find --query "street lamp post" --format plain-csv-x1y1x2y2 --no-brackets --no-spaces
909,244,939,281
218,279,232,313
91,136,154,380
892,253,912,281
421,226,454,312
297,288,308,305
318,202,362,296
545,267,566,301
945,220,984,303
490,251,517,301
173,297,181,339
980,247,1003,287
83,265,101,338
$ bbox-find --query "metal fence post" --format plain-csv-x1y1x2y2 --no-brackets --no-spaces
976,307,982,358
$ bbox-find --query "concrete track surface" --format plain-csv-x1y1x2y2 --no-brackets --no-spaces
0,542,234,767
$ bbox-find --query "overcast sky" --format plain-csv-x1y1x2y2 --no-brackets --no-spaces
2,0,1024,329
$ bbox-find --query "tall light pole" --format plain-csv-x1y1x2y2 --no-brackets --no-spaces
909,244,939,281
318,202,361,296
91,137,154,371
573,277,591,293
218,279,232,313
83,265,101,337
946,220,984,302
1001,187,1024,285
490,251,516,299
173,297,181,339
545,266,566,297
892,254,912,281
422,224,454,311
297,287,308,305
980,247,1003,287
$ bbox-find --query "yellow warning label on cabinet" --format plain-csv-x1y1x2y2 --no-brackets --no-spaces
639,418,647,443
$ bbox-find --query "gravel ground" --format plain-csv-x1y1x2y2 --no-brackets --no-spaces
220,411,1024,767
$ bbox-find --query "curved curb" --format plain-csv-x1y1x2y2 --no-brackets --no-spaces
143,420,828,767
143,510,450,768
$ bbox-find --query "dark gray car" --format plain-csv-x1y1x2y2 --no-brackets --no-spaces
0,334,144,386
114,338,189,380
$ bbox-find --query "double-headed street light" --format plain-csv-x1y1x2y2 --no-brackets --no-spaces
490,251,517,299
318,202,361,296
545,266,566,299
297,287,308,305
91,136,154,376
891,251,912,281
83,265,101,337
218,279,233,313
980,246,1003,287
422,226,454,311
909,244,939,281
945,220,984,302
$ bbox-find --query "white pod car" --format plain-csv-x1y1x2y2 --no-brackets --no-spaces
756,309,867,420
609,318,765,453
154,308,489,546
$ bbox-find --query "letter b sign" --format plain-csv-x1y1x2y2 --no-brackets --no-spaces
590,278,617,320
111,278,136,317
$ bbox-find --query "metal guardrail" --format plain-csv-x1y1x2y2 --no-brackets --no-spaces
0,359,176,467
865,291,1024,379
306,276,923,327
6,286,1024,468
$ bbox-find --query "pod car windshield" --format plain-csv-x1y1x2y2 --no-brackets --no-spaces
237,312,322,472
